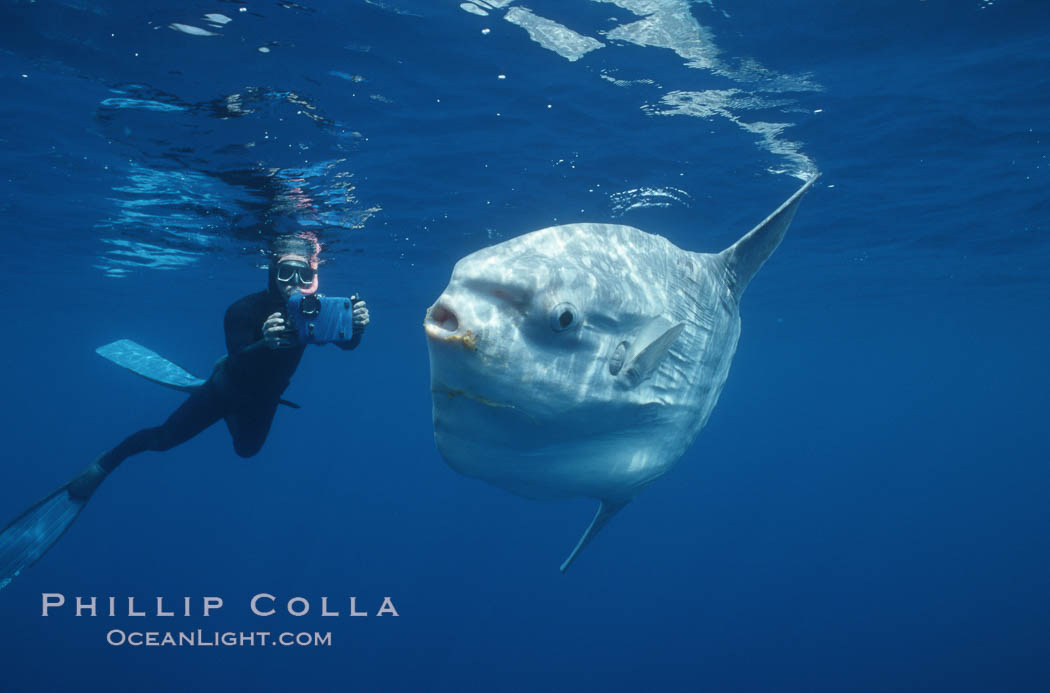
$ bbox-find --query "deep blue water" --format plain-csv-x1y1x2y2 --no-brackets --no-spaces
2,0,1048,691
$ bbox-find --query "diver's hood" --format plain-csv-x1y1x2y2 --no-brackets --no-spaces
267,232,321,297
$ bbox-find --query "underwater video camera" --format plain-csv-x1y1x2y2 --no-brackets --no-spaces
285,294,359,345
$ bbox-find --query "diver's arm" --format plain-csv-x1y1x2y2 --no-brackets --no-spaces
225,301,285,357
225,300,258,355
335,296,368,351
261,312,293,349
335,333,362,351
236,340,272,355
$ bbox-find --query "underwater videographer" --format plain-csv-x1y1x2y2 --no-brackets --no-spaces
0,232,369,590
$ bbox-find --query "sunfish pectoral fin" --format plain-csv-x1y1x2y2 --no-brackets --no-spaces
96,339,205,392
560,499,629,573
622,320,685,388
719,173,819,299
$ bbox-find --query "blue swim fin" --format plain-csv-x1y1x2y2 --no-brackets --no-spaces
96,339,206,392
0,461,109,591
95,339,300,408
0,484,87,591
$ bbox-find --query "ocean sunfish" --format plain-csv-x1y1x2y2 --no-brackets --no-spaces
424,177,817,571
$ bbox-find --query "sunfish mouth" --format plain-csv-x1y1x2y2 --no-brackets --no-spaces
424,303,478,350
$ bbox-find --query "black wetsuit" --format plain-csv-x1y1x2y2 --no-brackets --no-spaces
97,289,358,472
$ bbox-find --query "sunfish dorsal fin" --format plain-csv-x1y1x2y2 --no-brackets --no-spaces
719,174,819,299
622,319,685,388
560,499,629,573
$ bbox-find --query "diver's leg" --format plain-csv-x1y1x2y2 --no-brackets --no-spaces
1,385,226,589
224,400,279,459
97,386,225,472
69,388,225,499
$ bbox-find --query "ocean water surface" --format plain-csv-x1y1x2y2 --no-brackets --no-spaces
1,1,1048,691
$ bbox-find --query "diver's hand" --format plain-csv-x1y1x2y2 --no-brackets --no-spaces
263,312,289,349
351,295,370,334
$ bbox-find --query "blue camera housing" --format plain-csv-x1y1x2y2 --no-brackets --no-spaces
285,294,356,345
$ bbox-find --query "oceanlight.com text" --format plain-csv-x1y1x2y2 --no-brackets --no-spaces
106,629,332,647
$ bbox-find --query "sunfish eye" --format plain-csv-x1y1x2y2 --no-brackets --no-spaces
550,302,579,332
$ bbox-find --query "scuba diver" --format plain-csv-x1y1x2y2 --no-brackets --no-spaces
0,232,369,590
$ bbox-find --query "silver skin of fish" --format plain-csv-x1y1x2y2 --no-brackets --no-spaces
424,177,817,570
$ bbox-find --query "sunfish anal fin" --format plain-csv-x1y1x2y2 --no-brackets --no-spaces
560,499,629,573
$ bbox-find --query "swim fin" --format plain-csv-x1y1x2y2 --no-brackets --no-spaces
95,339,300,408
0,464,105,591
96,339,205,392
